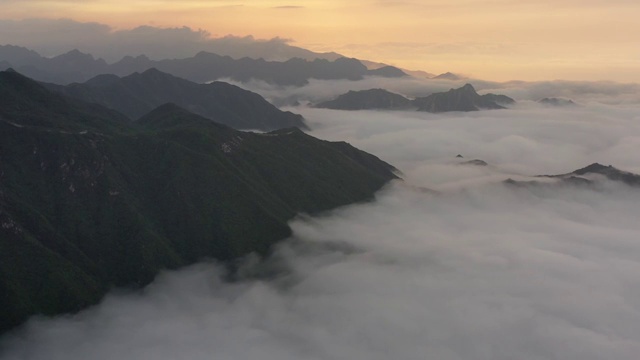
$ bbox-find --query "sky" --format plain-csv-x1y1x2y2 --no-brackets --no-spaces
1,0,639,82
3,84,640,359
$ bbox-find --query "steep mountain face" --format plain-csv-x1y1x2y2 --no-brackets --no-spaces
0,46,407,86
414,84,513,112
44,68,307,131
0,70,399,334
315,89,414,110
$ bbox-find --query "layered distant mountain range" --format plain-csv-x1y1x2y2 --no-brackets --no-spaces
0,45,409,86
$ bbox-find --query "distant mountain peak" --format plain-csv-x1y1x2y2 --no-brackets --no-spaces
141,67,163,74
315,88,413,110
367,65,408,78
55,49,95,60
572,163,614,175
538,97,576,106
523,163,640,188
194,51,224,59
433,72,465,80
461,83,475,91
139,67,173,79
414,83,512,113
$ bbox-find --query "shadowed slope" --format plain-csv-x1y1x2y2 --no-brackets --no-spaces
0,70,399,334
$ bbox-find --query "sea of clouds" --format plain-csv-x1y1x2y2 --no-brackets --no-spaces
2,80,640,360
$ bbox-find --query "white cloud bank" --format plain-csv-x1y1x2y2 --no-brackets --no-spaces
2,94,640,360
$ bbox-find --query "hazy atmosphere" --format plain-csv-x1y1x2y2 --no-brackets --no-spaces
1,1,640,81
2,1,640,359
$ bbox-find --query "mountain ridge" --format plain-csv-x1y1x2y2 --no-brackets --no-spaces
43,67,307,131
0,45,408,86
414,84,511,112
315,88,414,110
0,70,399,334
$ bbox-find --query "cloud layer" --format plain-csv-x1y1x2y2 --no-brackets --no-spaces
2,90,640,359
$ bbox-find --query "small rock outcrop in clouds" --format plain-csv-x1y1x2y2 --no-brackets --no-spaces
43,68,307,131
538,97,576,107
414,84,514,113
564,163,640,187
315,89,414,110
0,69,400,334
505,163,640,188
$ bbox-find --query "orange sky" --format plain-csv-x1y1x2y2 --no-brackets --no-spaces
2,0,640,82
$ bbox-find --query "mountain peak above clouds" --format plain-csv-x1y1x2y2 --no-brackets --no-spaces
414,83,513,112
315,88,414,110
433,72,465,80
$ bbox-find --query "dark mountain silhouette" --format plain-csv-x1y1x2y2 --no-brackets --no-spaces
481,93,516,106
0,69,399,334
414,84,513,112
559,163,640,186
538,97,576,106
49,49,108,74
368,66,408,78
400,68,436,79
505,163,640,188
315,89,414,110
44,68,307,131
0,45,407,86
